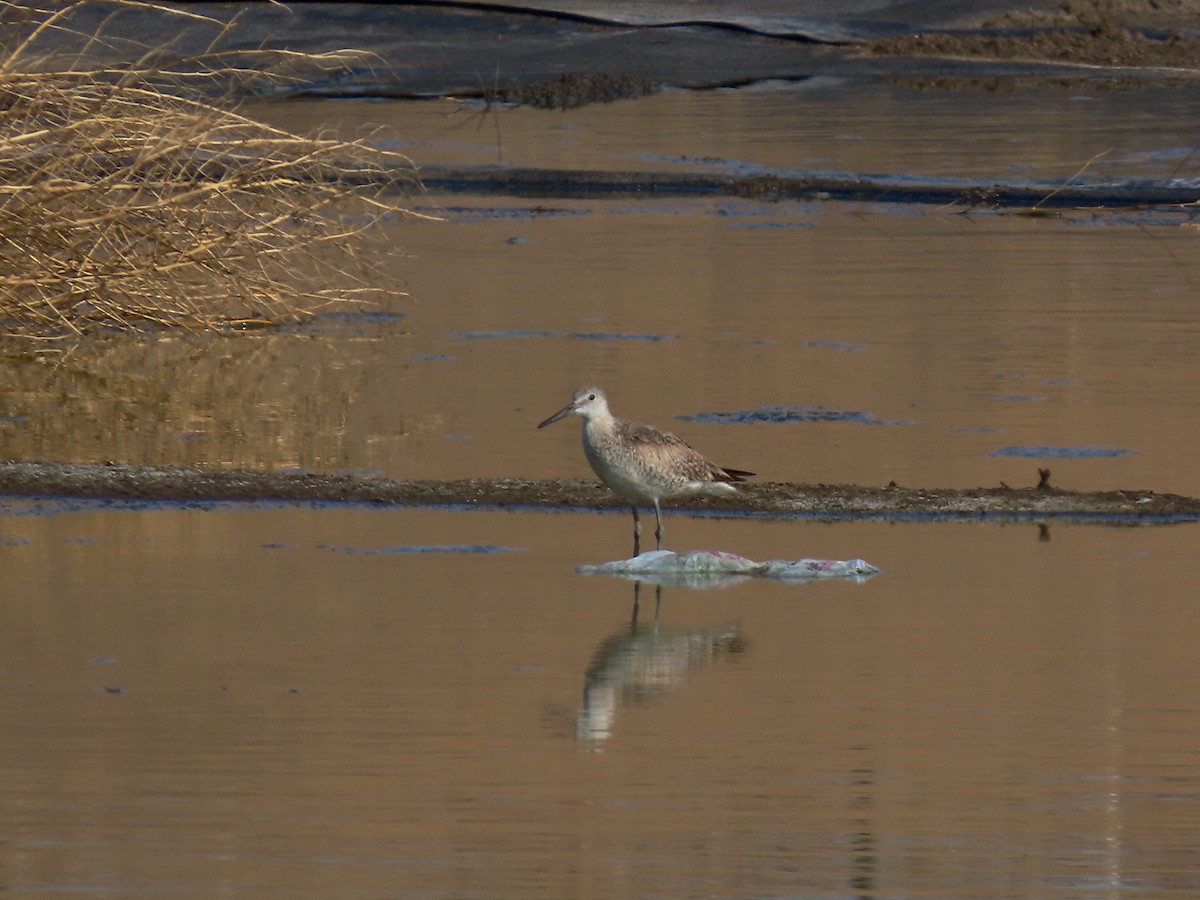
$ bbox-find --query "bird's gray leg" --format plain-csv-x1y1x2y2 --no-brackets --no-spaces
653,500,664,550
631,506,641,557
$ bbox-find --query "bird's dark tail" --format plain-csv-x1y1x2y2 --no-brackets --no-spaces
719,467,755,483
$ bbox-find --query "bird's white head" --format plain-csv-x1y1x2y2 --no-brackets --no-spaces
537,386,610,428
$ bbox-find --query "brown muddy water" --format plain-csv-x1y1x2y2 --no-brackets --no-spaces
3,81,1200,895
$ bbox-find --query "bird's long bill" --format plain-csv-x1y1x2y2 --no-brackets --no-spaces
537,402,575,429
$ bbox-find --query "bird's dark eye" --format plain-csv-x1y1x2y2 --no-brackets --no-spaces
588,393,595,400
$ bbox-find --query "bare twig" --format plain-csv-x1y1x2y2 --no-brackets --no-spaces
1032,149,1111,211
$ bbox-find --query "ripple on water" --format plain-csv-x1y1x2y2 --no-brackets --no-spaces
313,544,523,555
678,405,915,426
988,446,1137,459
566,332,680,342
450,329,555,340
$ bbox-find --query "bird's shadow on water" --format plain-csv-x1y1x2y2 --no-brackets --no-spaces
574,580,746,748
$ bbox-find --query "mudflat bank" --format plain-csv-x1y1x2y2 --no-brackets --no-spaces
1,462,1197,523
21,1,1200,100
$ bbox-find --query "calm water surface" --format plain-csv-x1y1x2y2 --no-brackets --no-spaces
2,504,1199,895
3,81,1200,895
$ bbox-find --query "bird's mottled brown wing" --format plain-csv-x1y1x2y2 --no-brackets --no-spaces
618,419,744,483
620,419,693,450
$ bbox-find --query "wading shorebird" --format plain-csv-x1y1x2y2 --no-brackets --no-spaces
537,386,754,555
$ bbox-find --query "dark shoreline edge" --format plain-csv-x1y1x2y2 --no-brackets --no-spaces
410,164,1200,210
1,462,1197,524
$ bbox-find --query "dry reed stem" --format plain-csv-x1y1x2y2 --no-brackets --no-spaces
0,0,429,338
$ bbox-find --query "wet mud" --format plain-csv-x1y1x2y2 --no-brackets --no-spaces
2,462,1198,523
490,73,661,109
25,1,1200,103
868,29,1200,73
412,164,1200,211
868,0,1200,72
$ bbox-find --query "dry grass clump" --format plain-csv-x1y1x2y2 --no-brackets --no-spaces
0,1,426,338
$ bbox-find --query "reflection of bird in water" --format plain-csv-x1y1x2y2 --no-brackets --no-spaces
538,386,753,555
577,594,744,744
